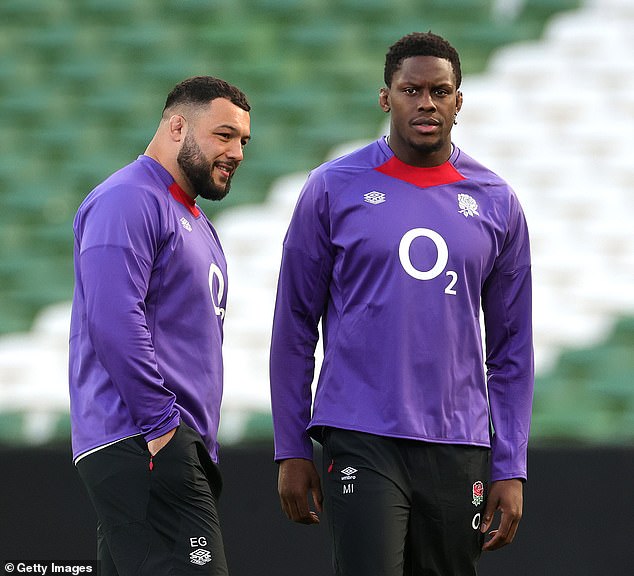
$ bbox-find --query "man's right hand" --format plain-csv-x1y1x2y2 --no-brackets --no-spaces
278,458,323,525
147,426,177,456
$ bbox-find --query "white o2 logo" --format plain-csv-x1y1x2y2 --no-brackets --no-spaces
208,263,226,319
398,228,458,295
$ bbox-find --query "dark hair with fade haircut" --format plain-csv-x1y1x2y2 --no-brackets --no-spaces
384,32,462,89
163,76,251,116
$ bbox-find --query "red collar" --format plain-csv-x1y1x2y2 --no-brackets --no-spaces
375,155,465,188
169,182,201,217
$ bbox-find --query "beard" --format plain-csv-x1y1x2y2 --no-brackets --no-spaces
177,132,232,201
409,134,445,157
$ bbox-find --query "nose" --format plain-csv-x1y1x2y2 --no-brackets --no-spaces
226,139,244,162
417,89,436,111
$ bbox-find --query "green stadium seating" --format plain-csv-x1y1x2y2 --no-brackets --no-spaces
611,316,634,346
522,0,581,20
17,0,634,451
427,0,490,22
0,0,55,25
75,0,140,24
240,412,274,442
532,318,634,445
0,412,27,444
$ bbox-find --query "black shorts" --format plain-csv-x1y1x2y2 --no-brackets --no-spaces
321,427,489,576
76,423,228,576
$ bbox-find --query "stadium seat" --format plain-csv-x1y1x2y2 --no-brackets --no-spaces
522,0,582,20
0,413,26,444
75,0,140,23
0,0,54,25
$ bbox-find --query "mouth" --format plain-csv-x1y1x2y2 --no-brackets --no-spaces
214,162,236,180
411,117,441,134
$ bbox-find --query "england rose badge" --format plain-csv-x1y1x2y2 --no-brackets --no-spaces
472,481,484,507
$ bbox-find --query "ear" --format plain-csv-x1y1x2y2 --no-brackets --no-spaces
456,90,463,114
379,87,391,113
167,114,187,142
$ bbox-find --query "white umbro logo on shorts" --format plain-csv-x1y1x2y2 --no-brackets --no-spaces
189,537,212,565
364,191,386,205
190,548,212,565
340,466,358,481
341,467,358,494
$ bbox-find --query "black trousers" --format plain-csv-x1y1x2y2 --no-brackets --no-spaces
321,428,489,576
77,423,228,576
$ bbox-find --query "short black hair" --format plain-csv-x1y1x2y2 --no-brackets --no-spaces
163,76,250,116
384,32,462,89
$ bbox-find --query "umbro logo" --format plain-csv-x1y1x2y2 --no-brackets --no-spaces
189,537,212,565
341,467,358,480
190,548,212,566
180,216,193,232
341,467,358,494
364,191,386,205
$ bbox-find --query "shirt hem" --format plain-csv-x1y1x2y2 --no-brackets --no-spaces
308,422,491,449
73,433,144,465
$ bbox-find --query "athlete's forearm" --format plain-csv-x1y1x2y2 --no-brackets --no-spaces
484,263,533,481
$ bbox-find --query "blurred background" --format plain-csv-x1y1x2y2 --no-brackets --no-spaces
1,0,632,573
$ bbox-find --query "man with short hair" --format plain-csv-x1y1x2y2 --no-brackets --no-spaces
270,32,533,575
70,76,251,575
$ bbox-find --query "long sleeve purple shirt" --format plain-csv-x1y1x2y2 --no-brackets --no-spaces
270,138,533,481
69,155,227,463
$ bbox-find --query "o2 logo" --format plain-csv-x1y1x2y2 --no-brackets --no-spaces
398,228,458,295
208,263,226,319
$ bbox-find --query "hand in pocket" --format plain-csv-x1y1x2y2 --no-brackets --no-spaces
147,427,178,456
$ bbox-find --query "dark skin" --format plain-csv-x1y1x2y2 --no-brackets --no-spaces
278,55,524,551
379,55,462,167
278,458,322,525
481,478,524,551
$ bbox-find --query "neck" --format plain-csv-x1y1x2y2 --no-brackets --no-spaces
386,136,453,168
144,138,195,200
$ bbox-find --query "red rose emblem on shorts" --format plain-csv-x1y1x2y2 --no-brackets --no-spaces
472,481,484,506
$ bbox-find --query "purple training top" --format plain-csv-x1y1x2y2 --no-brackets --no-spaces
69,155,227,463
270,138,533,481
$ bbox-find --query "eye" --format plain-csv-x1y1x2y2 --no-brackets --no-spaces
403,87,417,95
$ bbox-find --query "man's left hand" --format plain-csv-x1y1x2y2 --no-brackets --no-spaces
481,478,523,551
